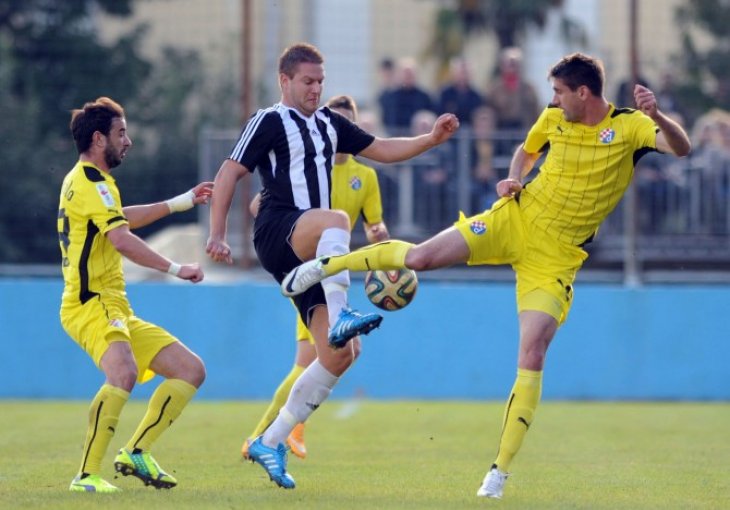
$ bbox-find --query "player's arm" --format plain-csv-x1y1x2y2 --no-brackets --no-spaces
206,158,250,264
359,113,460,163
363,221,389,243
634,84,691,157
106,225,203,282
123,182,213,229
496,144,541,198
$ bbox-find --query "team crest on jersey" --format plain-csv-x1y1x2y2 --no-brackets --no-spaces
349,176,362,190
470,220,487,235
109,319,124,329
599,128,616,144
96,183,115,207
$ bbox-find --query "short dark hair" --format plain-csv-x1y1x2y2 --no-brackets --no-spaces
278,43,324,78
548,53,605,97
69,97,125,154
326,95,358,120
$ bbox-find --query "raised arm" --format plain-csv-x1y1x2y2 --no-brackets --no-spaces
496,144,542,198
123,182,213,229
206,158,249,264
359,113,459,163
634,84,691,157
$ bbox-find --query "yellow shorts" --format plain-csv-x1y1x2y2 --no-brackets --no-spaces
60,295,177,383
295,314,315,344
454,197,588,325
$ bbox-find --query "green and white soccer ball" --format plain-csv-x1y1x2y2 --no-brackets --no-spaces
364,269,418,311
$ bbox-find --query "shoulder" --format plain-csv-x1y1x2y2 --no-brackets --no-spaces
349,157,377,175
536,104,564,125
610,106,656,131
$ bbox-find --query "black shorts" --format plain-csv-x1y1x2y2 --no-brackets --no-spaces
253,205,325,326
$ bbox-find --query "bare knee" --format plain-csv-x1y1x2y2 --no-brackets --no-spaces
105,361,138,392
404,246,436,271
180,354,206,388
329,209,350,230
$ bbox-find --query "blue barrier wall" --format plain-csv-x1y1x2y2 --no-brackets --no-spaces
0,278,727,400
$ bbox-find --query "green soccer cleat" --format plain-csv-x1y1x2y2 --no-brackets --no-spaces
113,448,177,489
69,473,120,493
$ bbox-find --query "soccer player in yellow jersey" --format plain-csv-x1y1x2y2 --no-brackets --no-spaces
282,53,691,498
59,97,213,493
241,95,389,460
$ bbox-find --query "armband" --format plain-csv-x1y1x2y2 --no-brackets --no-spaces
167,262,182,276
166,190,195,213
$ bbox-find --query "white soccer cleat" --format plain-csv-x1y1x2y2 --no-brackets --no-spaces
476,465,509,498
281,256,329,297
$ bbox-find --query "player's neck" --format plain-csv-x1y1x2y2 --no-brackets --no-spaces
79,153,110,173
581,99,611,126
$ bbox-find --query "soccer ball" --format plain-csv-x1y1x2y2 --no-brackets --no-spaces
364,269,418,311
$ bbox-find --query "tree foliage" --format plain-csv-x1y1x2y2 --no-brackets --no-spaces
425,0,586,79
0,1,234,264
674,0,730,122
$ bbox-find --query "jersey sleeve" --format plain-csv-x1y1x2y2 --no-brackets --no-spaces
228,110,277,172
631,111,659,150
328,108,376,155
523,106,554,154
360,165,384,225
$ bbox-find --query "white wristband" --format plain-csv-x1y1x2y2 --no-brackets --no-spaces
166,190,195,213
167,262,181,276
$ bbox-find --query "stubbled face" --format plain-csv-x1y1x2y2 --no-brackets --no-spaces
551,78,584,123
102,117,131,169
281,62,325,116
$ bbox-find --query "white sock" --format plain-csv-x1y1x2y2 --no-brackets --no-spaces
262,360,339,447
317,228,351,327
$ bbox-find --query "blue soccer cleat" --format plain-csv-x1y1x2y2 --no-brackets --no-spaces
247,436,296,489
328,308,383,349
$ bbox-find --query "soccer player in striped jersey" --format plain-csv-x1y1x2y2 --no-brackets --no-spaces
206,43,458,489
240,94,390,461
60,97,213,492
282,53,691,498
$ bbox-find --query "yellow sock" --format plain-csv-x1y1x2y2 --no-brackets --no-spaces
249,364,305,439
126,379,197,452
79,384,129,475
494,368,542,471
323,240,414,275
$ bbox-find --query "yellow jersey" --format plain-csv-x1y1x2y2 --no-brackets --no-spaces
330,155,383,229
58,161,129,307
520,104,658,245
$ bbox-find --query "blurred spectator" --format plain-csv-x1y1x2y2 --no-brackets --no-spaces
486,47,540,155
689,109,730,233
655,70,686,120
470,105,499,210
377,57,398,131
410,109,453,230
615,74,651,108
486,47,540,129
437,57,485,126
635,145,686,234
384,58,435,136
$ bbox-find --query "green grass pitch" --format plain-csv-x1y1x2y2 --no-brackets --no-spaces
0,400,727,509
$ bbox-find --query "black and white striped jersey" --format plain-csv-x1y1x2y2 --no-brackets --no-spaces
229,103,375,210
